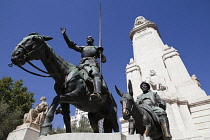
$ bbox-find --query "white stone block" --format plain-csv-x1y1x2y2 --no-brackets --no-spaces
195,121,210,129
39,133,153,140
7,123,40,140
39,133,122,140
191,108,210,118
199,128,210,137
123,134,141,140
190,104,210,113
36,132,210,140
192,115,210,124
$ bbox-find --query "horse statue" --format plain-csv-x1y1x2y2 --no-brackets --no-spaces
115,80,166,140
10,33,119,135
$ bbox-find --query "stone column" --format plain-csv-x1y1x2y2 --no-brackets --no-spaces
179,103,201,138
163,46,206,100
126,58,142,100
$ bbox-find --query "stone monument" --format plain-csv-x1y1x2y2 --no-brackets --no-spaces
122,16,210,140
24,96,49,125
7,97,48,140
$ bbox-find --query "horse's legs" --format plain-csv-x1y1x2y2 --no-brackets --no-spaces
106,115,119,133
40,95,60,136
111,114,119,132
135,128,140,134
103,111,119,133
61,103,71,133
103,118,112,133
153,137,165,140
88,113,100,133
107,103,119,132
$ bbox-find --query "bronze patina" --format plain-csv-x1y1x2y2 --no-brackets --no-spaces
60,28,106,103
11,33,119,136
115,80,172,140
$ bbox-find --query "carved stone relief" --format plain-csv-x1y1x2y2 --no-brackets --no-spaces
146,70,167,91
191,74,201,87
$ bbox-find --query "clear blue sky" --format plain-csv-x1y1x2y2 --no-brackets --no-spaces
0,0,210,130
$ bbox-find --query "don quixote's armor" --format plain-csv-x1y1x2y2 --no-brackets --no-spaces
61,28,106,102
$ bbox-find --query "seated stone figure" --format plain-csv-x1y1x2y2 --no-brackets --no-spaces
136,82,172,139
23,96,48,125
146,70,167,91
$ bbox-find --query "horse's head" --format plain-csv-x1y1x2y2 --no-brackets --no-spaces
115,80,134,120
11,33,53,66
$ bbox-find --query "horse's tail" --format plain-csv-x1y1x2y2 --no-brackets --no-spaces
109,91,118,110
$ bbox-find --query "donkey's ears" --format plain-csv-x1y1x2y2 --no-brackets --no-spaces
115,85,124,97
128,80,133,97
42,36,53,41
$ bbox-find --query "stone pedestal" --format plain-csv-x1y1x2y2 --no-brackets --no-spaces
41,133,207,140
39,133,152,140
39,133,122,140
7,123,40,140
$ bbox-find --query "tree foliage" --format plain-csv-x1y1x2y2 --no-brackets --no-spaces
0,77,35,139
0,101,22,139
52,118,93,134
53,126,66,134
71,117,93,133
0,77,35,114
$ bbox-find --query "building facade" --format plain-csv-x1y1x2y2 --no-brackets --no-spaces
71,108,89,127
120,16,210,140
71,108,104,133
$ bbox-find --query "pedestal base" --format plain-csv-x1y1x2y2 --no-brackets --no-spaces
39,133,210,140
39,133,123,140
7,123,40,140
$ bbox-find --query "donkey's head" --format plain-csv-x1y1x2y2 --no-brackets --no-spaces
115,80,134,120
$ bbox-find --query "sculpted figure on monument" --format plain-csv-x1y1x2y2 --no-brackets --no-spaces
136,82,172,139
116,80,171,139
24,96,48,125
146,70,167,91
61,28,106,102
134,16,146,26
191,74,201,87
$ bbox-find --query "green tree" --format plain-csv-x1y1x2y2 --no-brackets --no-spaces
0,77,35,140
0,101,22,139
71,117,93,133
53,126,66,134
